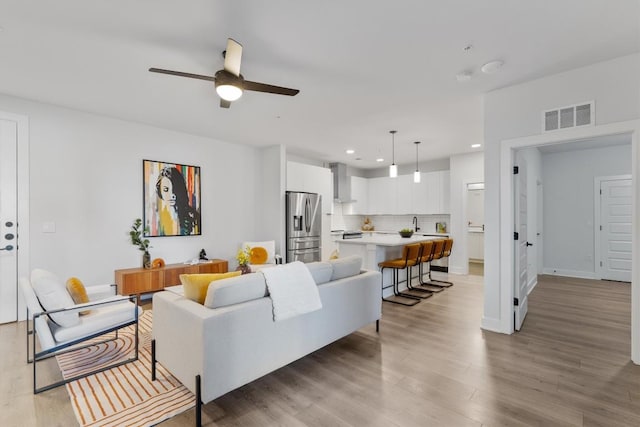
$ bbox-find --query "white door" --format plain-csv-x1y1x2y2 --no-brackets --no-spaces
514,159,528,331
0,118,18,323
600,178,632,282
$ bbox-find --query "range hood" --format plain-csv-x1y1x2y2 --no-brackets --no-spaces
329,162,356,203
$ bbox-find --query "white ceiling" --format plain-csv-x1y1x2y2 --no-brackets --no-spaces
1,1,638,169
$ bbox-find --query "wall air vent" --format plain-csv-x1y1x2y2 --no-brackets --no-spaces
542,101,594,132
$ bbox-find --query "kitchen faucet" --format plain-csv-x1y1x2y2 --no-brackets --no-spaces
412,216,420,232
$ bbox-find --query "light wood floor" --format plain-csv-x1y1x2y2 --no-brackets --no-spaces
2,273,639,426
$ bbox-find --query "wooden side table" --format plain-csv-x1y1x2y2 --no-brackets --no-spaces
115,259,228,302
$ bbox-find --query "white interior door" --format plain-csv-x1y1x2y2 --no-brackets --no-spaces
0,118,18,323
514,159,528,331
600,178,632,282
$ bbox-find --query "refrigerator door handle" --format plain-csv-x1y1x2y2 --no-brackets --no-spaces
305,198,311,233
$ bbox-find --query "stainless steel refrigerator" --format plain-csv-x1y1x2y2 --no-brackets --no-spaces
286,191,322,263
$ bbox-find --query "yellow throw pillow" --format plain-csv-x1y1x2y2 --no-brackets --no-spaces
249,246,268,265
66,277,91,315
180,271,242,304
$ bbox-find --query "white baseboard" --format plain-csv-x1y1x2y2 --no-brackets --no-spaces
542,268,597,280
449,266,467,275
481,316,508,333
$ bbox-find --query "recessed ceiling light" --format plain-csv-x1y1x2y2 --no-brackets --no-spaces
345,149,355,154
471,143,482,148
481,60,503,74
456,71,472,82
376,158,384,162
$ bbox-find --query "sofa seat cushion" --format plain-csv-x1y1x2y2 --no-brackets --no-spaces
204,273,267,309
329,256,362,281
305,262,333,285
31,271,80,328
180,271,242,304
51,301,142,343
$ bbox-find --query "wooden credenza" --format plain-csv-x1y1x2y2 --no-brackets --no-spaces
115,259,228,299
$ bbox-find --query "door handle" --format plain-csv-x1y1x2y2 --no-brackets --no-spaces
526,242,533,247
0,245,14,251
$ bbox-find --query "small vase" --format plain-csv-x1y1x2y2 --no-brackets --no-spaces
143,251,151,269
236,264,251,275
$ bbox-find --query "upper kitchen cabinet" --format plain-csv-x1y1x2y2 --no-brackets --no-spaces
344,176,369,215
368,176,397,214
412,170,450,214
286,161,332,214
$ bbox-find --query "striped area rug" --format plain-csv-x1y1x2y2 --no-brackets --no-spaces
56,310,194,427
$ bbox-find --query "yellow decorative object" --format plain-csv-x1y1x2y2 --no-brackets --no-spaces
361,217,374,231
236,245,251,266
66,277,91,315
180,271,242,304
151,258,165,268
329,249,339,260
249,246,268,265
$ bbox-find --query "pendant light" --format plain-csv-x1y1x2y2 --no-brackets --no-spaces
413,141,421,183
389,130,398,178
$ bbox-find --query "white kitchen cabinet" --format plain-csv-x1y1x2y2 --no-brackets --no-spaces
468,231,484,260
395,174,413,214
368,176,396,214
286,161,332,213
439,170,450,214
349,176,369,215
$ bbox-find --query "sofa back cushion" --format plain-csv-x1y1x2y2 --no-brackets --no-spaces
329,256,362,281
204,273,268,308
180,271,242,304
305,262,333,285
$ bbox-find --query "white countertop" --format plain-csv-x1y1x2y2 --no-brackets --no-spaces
336,233,441,247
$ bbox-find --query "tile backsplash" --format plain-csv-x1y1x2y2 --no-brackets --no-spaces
331,202,449,233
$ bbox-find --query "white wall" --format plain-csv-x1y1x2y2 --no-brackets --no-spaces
255,145,287,257
542,144,631,278
449,152,484,274
0,94,271,286
483,53,640,333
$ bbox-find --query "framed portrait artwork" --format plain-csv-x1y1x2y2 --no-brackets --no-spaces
143,159,201,237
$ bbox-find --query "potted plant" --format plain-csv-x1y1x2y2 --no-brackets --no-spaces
399,228,414,238
130,218,152,268
236,245,252,275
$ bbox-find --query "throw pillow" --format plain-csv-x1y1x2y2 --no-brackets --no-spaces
66,277,91,315
204,273,268,308
249,246,268,265
180,271,242,304
31,274,80,327
329,255,362,281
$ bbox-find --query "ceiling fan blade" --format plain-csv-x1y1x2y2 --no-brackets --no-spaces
149,68,215,82
220,99,231,109
244,80,300,96
224,38,243,77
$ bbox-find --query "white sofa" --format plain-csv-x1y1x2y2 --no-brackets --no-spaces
152,257,381,408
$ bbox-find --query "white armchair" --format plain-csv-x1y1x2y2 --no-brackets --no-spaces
20,269,142,393
241,240,282,272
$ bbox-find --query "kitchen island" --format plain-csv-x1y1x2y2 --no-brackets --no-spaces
337,233,441,297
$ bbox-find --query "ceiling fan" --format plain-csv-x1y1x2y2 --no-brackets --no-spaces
149,38,300,108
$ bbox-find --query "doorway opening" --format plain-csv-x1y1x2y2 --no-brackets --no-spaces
466,182,484,276
498,121,640,363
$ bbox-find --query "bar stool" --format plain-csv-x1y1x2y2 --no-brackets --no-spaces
426,238,454,287
414,240,444,293
378,243,426,306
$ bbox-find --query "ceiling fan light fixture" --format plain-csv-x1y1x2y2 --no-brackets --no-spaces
216,84,243,101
